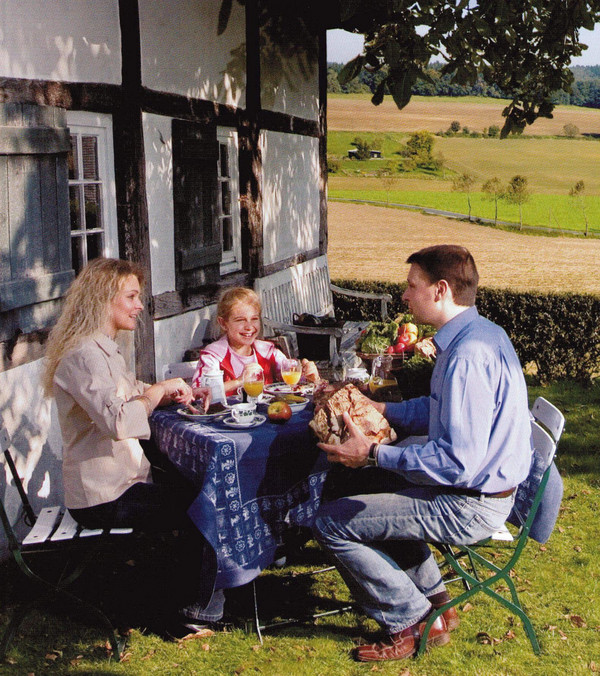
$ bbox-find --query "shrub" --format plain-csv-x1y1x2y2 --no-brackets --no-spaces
449,120,461,133
327,158,341,174
333,280,600,385
563,123,580,138
488,124,500,138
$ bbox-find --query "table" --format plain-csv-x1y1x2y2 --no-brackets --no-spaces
149,404,330,590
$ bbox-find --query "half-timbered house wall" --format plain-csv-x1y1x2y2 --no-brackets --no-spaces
0,0,327,554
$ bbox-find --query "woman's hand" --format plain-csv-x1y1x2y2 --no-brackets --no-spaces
317,412,370,468
301,359,320,383
159,378,194,406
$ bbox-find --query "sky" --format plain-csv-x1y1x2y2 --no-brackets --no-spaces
327,26,600,67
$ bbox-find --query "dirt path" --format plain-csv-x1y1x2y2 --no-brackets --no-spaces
327,201,600,295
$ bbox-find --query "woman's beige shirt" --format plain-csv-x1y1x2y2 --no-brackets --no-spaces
53,332,152,509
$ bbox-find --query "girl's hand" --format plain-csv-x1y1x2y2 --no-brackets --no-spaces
191,386,212,412
301,359,320,383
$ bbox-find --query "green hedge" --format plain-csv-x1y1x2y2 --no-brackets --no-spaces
333,279,600,385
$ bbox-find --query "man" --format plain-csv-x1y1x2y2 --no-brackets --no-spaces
313,244,533,662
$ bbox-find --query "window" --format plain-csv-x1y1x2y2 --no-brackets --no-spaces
217,128,241,274
172,121,242,293
66,112,118,273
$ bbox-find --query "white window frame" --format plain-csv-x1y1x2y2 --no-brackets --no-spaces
66,111,119,268
217,127,242,275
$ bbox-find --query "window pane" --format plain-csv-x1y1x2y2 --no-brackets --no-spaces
71,236,85,274
219,143,229,178
68,135,79,180
221,182,231,216
84,184,103,230
86,232,104,261
222,216,233,252
82,136,99,180
69,186,82,231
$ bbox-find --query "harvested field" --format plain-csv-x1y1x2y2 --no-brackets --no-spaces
327,201,600,295
328,94,600,136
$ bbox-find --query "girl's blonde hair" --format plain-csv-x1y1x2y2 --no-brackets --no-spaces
42,258,145,396
216,287,262,335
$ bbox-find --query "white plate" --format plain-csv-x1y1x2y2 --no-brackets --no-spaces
265,382,314,396
222,413,267,429
177,406,229,421
269,396,309,413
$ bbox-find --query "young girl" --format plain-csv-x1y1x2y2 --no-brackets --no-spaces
192,287,319,395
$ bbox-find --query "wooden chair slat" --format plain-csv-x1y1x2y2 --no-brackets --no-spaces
22,506,61,546
50,509,80,541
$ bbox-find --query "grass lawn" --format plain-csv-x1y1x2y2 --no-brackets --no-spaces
1,380,599,675
328,179,600,234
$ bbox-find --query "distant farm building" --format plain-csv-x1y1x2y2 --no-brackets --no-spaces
348,148,382,159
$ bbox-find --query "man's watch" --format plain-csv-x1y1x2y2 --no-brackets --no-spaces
366,443,379,467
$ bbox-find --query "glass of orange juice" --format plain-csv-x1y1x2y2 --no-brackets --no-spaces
281,358,302,388
242,363,264,404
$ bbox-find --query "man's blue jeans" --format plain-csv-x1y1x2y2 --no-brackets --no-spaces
313,483,514,634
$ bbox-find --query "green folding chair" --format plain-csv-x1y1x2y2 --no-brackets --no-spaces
418,397,564,656
0,426,135,659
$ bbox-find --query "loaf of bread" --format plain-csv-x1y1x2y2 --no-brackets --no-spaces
309,383,397,446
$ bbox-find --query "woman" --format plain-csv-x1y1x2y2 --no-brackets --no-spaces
43,257,223,634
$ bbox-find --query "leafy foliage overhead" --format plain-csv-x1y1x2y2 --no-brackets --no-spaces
327,0,600,137
219,1,600,136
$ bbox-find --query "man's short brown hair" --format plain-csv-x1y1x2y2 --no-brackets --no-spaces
406,244,479,306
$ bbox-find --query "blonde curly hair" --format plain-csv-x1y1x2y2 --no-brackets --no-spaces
42,258,145,396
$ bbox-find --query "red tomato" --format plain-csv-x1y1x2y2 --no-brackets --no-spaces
394,341,407,353
385,345,395,354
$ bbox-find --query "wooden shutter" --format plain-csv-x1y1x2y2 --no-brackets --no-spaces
0,103,73,340
172,119,221,291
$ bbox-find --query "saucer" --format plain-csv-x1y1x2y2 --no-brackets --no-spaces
222,414,267,429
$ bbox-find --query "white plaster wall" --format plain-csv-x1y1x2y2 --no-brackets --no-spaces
153,307,216,379
0,360,64,556
260,34,319,121
139,0,245,107
143,113,177,295
0,0,121,83
261,130,320,266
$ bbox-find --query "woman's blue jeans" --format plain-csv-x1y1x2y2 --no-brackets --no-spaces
314,483,514,634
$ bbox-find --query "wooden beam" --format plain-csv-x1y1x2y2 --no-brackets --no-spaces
318,26,328,256
115,0,155,382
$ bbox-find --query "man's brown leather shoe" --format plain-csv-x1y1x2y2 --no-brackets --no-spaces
432,603,460,631
353,610,450,662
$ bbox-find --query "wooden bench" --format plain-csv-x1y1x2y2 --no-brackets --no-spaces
254,255,391,365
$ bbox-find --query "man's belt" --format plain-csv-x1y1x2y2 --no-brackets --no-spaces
445,486,516,499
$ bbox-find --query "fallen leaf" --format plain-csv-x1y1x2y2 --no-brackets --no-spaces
462,602,474,613
574,545,583,552
476,631,501,645
252,644,261,652
504,630,517,640
558,629,568,640
180,628,215,641
558,526,565,533
539,545,547,551
201,643,211,651
590,661,598,672
569,615,587,628
398,670,411,676
141,649,157,660
4,658,16,665
119,652,132,663
369,666,380,672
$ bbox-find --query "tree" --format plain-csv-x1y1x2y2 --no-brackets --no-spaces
449,120,461,133
481,177,504,227
404,130,434,158
376,161,399,205
452,172,475,221
487,125,500,138
563,123,580,138
350,137,371,160
503,176,530,230
327,1,600,136
569,180,590,236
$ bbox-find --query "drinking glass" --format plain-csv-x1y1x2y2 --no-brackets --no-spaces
242,363,264,404
281,358,302,388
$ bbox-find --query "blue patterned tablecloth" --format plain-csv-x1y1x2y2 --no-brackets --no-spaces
149,405,329,589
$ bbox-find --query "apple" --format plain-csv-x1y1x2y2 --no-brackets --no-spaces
385,345,395,354
394,341,407,354
267,401,292,423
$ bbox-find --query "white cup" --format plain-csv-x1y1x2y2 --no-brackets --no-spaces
230,402,256,424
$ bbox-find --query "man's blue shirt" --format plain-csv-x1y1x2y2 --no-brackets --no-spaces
378,306,532,492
